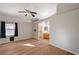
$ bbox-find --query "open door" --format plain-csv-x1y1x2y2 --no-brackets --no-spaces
38,22,43,40
38,20,50,42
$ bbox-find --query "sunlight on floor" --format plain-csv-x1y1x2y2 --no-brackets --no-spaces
23,43,36,47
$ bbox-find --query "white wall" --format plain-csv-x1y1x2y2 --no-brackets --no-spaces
15,22,33,41
0,11,33,44
32,21,38,39
57,3,79,14
49,8,79,54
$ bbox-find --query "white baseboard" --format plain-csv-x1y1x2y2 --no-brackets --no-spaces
49,43,79,55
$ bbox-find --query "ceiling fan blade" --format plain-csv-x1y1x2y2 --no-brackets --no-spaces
25,14,27,16
18,11,26,13
31,14,35,17
24,9,30,12
31,12,37,14
24,9,27,11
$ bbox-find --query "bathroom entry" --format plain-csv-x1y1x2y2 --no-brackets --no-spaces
38,20,50,41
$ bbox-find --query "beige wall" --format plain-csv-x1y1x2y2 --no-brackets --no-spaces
49,8,79,54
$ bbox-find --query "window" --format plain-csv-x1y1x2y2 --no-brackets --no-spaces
5,23,15,37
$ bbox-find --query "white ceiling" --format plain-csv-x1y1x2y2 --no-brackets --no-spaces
0,3,57,21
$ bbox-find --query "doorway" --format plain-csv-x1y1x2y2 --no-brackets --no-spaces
38,20,50,43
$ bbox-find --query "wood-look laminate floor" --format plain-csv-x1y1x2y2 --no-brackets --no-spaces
0,39,73,55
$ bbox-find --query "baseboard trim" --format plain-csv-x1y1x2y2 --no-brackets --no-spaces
49,43,78,55
0,37,34,45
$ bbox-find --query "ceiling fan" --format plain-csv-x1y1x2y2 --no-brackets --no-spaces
18,9,37,17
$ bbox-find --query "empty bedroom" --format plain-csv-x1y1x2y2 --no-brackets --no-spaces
0,3,78,55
